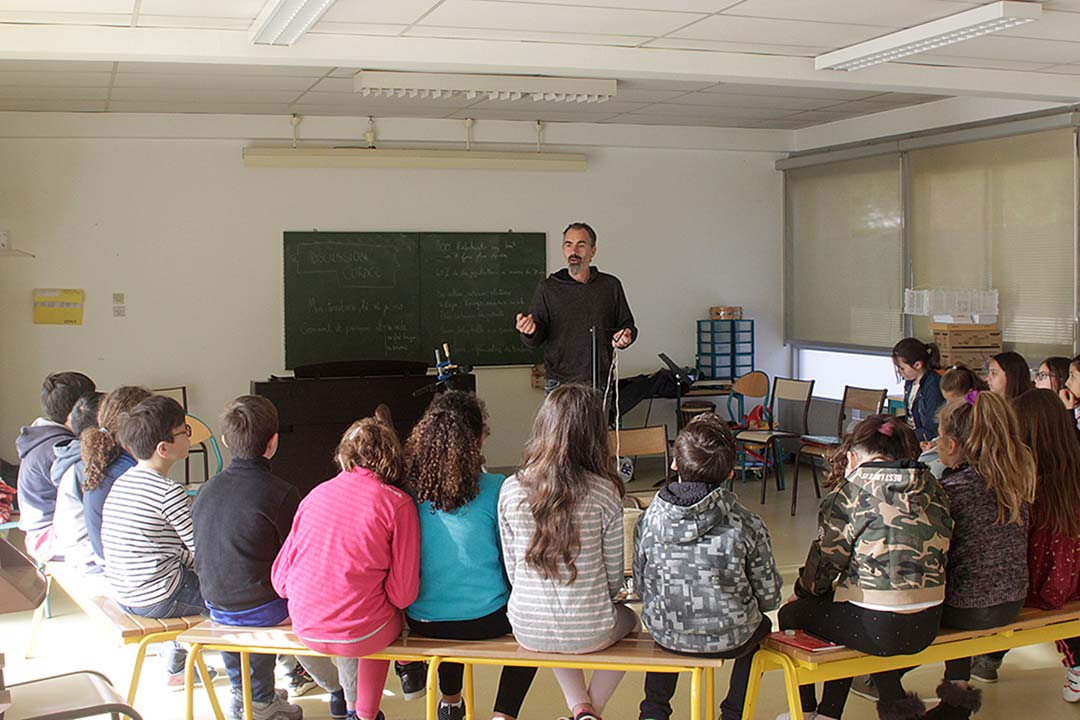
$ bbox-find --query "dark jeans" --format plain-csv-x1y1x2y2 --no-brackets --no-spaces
779,595,942,718
408,607,537,718
222,652,276,704
639,616,771,720
121,565,207,675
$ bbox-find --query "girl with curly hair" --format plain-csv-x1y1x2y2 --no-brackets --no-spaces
403,391,536,720
498,384,635,720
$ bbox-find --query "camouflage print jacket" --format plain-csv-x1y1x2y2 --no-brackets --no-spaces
634,481,782,653
796,459,953,608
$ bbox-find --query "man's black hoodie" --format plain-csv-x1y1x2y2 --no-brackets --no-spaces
520,267,636,385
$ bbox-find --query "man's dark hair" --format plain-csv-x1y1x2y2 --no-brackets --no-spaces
674,413,737,485
40,372,97,423
563,222,597,246
220,395,279,459
70,392,105,436
119,395,187,461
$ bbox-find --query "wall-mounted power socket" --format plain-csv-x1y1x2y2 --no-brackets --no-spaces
0,230,10,249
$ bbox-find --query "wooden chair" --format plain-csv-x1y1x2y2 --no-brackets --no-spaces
725,370,770,429
734,378,814,504
608,426,671,487
791,386,886,516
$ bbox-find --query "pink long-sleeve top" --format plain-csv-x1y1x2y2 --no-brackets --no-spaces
271,466,421,650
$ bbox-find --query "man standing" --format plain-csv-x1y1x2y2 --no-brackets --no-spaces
515,222,637,393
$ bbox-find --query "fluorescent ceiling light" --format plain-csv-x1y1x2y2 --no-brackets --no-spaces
354,71,617,104
815,1,1041,71
251,0,337,46
243,147,587,171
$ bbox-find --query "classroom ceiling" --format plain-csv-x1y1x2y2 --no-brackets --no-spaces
0,0,1078,130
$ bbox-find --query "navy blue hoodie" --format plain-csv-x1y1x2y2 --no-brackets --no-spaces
16,420,74,532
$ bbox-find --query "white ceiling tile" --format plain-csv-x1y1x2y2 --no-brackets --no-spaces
626,104,781,119
296,90,475,107
137,0,264,18
0,71,113,87
925,35,1080,65
668,15,884,46
615,88,693,103
116,62,331,77
643,38,824,55
709,83,878,100
783,109,866,123
0,11,130,24
109,87,303,103
825,99,924,113
602,114,757,127
754,118,818,128
113,72,317,91
135,15,250,29
319,0,442,25
419,0,704,36
0,85,109,100
0,1,132,11
308,77,355,93
720,0,981,28
1002,8,1080,42
485,0,740,11
308,22,408,36
0,99,106,111
402,25,648,46
666,91,838,110
0,60,115,72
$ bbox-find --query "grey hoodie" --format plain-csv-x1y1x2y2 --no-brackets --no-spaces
634,482,782,653
16,419,73,532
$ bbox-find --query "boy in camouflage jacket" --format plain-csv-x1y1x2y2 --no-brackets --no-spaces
633,414,782,720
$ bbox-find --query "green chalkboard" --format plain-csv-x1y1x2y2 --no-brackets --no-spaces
284,232,545,369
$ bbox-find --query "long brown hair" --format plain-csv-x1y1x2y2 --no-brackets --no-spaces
1014,389,1080,537
938,392,1036,525
81,385,152,492
335,416,403,485
826,415,919,488
991,351,1033,399
404,391,487,512
517,384,623,584
1040,356,1071,392
893,337,941,371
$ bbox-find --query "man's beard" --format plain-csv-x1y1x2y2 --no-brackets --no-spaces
568,257,585,276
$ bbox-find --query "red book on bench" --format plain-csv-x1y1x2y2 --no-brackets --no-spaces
768,630,845,652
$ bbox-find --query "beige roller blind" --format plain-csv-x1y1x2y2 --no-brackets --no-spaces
909,129,1076,360
785,154,903,349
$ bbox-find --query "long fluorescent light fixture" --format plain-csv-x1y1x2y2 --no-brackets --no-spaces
815,1,1041,71
251,0,337,46
354,71,617,103
244,147,587,171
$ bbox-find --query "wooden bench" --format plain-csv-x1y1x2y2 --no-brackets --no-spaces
178,623,727,720
743,601,1080,720
25,561,205,706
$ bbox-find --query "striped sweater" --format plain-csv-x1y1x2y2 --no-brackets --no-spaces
101,465,196,608
498,472,624,653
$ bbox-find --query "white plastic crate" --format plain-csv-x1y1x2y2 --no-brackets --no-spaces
903,289,998,318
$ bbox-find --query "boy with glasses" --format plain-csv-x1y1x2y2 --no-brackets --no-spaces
101,394,205,686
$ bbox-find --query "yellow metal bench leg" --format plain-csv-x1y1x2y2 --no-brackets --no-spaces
25,579,50,659
463,662,475,720
776,653,804,720
197,650,226,720
242,652,253,720
185,643,200,720
741,651,767,720
426,657,442,720
690,667,703,720
704,665,715,720
127,634,156,704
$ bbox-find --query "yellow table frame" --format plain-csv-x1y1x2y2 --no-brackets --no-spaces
742,617,1080,720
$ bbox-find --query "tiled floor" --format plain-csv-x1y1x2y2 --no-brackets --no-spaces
2,463,1071,719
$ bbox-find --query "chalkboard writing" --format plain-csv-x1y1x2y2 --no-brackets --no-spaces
284,232,545,368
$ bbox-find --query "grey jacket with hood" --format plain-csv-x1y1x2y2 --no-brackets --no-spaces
634,481,782,653
16,419,74,532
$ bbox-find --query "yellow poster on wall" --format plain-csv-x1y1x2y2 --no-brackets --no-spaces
33,288,85,325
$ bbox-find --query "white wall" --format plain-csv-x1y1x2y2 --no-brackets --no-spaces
0,127,784,470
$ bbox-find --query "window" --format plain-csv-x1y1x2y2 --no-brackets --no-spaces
797,348,904,402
